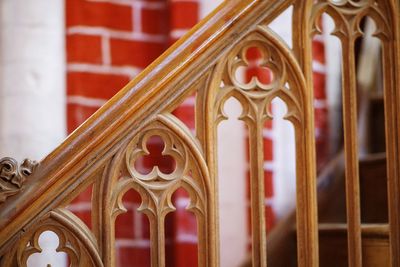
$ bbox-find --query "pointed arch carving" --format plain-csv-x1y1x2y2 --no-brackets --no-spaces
1,208,102,267
96,114,213,267
294,1,400,266
0,1,398,267
210,26,306,126
311,0,392,41
198,25,317,267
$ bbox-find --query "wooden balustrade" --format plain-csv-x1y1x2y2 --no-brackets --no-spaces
0,0,399,266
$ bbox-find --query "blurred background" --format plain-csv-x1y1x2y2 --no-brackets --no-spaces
0,0,383,266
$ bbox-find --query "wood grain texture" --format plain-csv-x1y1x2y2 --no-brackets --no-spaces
319,224,390,267
0,0,399,266
309,1,398,266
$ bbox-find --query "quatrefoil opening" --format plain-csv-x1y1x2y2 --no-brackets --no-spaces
231,43,282,91
128,133,185,182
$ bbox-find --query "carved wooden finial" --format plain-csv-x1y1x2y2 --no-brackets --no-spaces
0,157,38,203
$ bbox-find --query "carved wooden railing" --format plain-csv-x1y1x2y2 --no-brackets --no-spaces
0,0,399,266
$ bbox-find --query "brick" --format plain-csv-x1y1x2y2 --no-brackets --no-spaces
110,39,167,68
71,185,93,203
122,189,142,204
67,34,102,64
68,186,93,229
264,118,273,129
67,104,99,133
165,238,175,266
263,137,273,161
67,72,130,99
246,47,273,85
312,40,326,64
313,72,326,99
174,243,198,267
314,108,328,127
173,189,197,236
165,211,175,241
117,247,150,267
265,205,275,232
141,7,169,35
115,204,150,239
264,170,274,198
246,46,263,62
134,137,176,175
170,1,199,29
173,105,195,130
140,214,151,239
115,209,135,238
173,187,189,199
66,0,133,31
175,209,197,235
246,66,272,85
73,210,92,229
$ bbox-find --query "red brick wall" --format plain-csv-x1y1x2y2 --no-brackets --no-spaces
66,0,199,265
66,0,172,133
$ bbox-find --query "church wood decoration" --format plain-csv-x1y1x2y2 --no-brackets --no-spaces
0,158,38,204
0,0,398,266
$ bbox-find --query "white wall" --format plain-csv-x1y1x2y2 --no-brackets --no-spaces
217,98,248,267
0,1,66,266
0,0,66,162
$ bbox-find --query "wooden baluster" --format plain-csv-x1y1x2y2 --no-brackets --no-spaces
149,212,166,267
293,2,320,266
294,113,319,267
196,213,207,267
382,37,400,267
341,38,362,267
248,115,267,267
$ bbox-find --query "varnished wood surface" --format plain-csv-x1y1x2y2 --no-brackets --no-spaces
240,150,346,267
0,0,399,266
360,153,388,223
319,224,390,267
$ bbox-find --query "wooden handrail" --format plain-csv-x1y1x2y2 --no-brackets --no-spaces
0,0,289,241
0,0,399,266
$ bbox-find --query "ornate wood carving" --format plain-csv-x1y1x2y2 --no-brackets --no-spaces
309,1,394,267
0,158,38,203
1,208,102,267
112,115,210,267
312,0,391,41
0,0,398,266
198,24,318,267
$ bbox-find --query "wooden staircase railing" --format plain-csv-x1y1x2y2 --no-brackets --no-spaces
0,0,399,266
